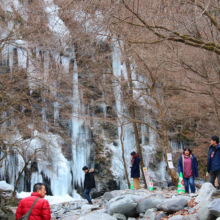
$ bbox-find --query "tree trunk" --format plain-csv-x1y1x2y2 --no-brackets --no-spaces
120,122,131,188
13,160,29,197
126,59,148,189
152,90,179,186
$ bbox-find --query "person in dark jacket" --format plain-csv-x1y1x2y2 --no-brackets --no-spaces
130,151,141,190
207,135,220,189
15,183,51,220
178,148,199,193
82,166,95,204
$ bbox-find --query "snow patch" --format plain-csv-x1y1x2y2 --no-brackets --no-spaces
0,181,13,191
16,191,82,205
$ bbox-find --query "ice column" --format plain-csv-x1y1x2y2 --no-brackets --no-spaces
71,58,91,188
111,43,137,189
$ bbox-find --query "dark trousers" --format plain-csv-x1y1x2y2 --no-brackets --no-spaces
210,170,220,189
183,177,195,193
84,188,91,203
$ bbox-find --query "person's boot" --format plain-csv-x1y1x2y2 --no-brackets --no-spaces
89,201,93,205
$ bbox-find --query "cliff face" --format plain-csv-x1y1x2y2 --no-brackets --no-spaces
0,0,213,198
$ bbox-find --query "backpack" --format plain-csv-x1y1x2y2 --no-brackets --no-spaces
18,197,40,220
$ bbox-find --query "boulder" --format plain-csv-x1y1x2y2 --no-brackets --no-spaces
135,194,165,214
176,195,192,202
103,192,114,202
211,190,220,200
93,208,107,213
80,204,93,216
208,198,220,217
195,201,216,220
55,208,65,218
107,195,137,216
113,213,126,220
156,212,168,220
68,209,81,215
0,181,19,207
143,208,157,220
139,213,144,217
195,183,216,203
157,197,188,214
0,207,14,219
78,212,117,220
182,215,199,220
168,215,184,220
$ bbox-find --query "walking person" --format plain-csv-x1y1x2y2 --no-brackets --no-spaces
178,148,199,193
130,151,141,190
82,166,96,204
207,135,220,189
15,183,51,220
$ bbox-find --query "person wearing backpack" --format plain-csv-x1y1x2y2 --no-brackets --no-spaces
82,166,96,204
15,183,51,220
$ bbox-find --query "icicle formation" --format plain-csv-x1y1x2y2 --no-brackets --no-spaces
0,0,79,197
110,42,136,189
111,42,164,189
71,56,93,190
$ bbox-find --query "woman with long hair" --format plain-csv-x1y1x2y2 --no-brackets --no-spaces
177,148,199,193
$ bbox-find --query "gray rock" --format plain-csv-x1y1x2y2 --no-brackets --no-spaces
103,192,114,201
80,204,93,216
195,183,216,203
56,208,65,218
208,198,220,217
69,204,77,210
78,212,117,220
77,202,85,209
107,195,137,216
113,213,126,220
127,218,136,220
211,190,220,199
93,208,107,213
156,212,168,220
91,204,100,211
157,197,188,214
135,194,165,214
188,208,196,214
68,209,81,215
139,213,144,217
69,201,75,205
168,215,184,220
50,205,62,212
189,193,198,197
126,194,146,203
196,201,216,220
62,202,69,207
143,208,157,220
182,215,199,220
176,195,192,202
51,213,56,219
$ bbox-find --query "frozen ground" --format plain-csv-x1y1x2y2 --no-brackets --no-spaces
0,181,83,205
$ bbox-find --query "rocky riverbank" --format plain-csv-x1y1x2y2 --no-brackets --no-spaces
2,182,220,220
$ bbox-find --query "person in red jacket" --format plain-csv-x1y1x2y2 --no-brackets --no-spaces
15,183,51,220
